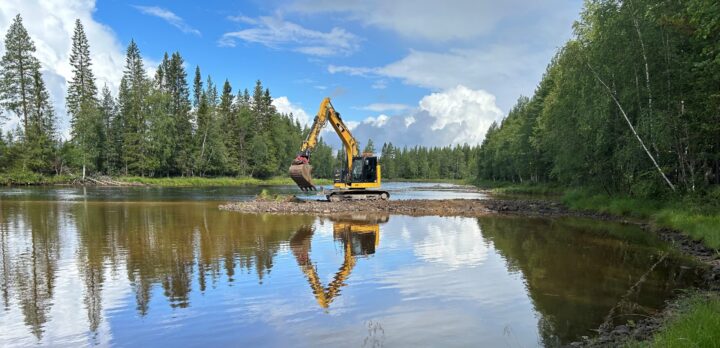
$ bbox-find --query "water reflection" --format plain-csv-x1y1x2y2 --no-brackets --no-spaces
477,216,703,346
0,197,705,347
291,214,386,309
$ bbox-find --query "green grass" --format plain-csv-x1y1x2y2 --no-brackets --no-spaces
473,181,720,250
117,176,333,187
386,178,470,185
474,180,564,195
625,293,720,348
0,170,73,186
561,189,720,250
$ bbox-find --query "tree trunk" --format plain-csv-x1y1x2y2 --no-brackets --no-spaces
587,62,676,191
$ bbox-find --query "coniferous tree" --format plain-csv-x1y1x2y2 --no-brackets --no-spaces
99,85,116,173
0,14,41,134
118,40,149,175
25,69,56,173
67,19,102,177
166,52,192,176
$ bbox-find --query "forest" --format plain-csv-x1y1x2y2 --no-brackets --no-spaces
0,14,476,183
476,0,720,197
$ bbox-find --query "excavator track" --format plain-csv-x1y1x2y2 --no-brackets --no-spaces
289,163,316,191
327,190,389,202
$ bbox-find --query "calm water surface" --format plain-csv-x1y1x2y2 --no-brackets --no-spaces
0,185,703,347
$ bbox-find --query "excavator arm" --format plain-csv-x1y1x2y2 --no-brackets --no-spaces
290,97,358,190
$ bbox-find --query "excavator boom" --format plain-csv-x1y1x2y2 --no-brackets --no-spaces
289,98,388,200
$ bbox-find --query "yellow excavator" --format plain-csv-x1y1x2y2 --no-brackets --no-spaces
289,214,388,309
289,97,390,201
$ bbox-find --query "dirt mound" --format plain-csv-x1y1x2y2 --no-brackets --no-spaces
220,198,493,216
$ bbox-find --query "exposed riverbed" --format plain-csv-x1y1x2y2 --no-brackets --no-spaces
0,184,708,347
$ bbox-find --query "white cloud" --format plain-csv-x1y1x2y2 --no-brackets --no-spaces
324,85,502,149
327,64,373,76
419,85,501,131
413,217,489,268
403,116,415,127
328,46,552,111
272,96,311,127
0,0,128,138
371,79,387,90
358,103,409,113
219,16,360,56
362,114,389,128
288,0,566,42
133,5,200,36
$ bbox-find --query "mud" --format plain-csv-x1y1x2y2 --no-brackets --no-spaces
220,196,720,347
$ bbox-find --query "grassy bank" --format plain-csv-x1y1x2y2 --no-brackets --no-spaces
476,181,720,346
0,171,74,186
118,176,333,187
385,178,470,185
477,181,720,250
562,189,720,250
626,292,720,348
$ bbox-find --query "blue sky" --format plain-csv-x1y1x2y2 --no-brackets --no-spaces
0,0,583,148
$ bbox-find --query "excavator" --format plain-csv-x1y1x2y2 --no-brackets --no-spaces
289,98,390,202
289,214,388,309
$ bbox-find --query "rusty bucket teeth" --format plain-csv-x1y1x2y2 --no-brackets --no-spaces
289,164,316,191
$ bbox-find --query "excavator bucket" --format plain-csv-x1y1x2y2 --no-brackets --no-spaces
289,163,316,191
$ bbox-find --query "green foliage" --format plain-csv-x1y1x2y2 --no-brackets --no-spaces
477,0,720,196
118,176,331,187
379,142,480,180
562,189,720,249
625,293,720,348
0,14,41,133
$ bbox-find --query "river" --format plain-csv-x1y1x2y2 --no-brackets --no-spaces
0,183,703,347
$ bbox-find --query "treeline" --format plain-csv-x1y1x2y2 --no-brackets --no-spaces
0,15,336,180
0,14,480,183
477,0,720,196
379,141,480,180
286,137,480,181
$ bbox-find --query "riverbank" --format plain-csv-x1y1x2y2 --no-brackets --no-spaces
0,173,334,187
474,181,720,347
118,176,333,187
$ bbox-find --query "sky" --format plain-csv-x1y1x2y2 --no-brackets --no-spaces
0,0,583,149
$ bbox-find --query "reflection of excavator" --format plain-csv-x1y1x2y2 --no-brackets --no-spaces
289,214,388,309
289,98,390,201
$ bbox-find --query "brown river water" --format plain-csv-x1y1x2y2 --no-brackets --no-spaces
0,184,704,347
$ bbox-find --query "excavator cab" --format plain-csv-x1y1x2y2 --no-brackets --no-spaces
335,155,378,184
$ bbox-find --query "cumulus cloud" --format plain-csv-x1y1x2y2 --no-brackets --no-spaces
219,16,360,56
133,5,201,36
328,46,551,111
0,0,128,138
362,114,389,127
272,96,312,127
323,85,502,149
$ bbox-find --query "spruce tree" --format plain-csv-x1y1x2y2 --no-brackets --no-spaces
118,40,149,175
219,79,238,173
25,69,56,173
0,14,41,134
99,85,116,173
167,52,192,176
192,66,202,108
67,19,101,177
